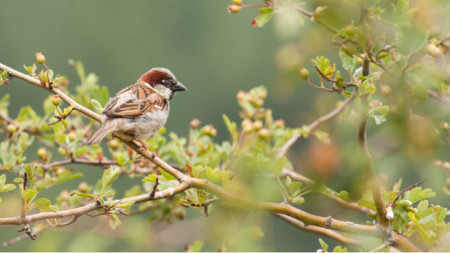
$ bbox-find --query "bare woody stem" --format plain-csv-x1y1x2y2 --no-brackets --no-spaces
273,213,361,246
278,88,357,158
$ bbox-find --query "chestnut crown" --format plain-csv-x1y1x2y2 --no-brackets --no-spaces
138,68,187,95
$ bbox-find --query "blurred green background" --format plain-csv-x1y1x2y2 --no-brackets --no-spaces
1,0,449,251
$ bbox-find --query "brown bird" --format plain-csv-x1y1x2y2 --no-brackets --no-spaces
87,68,187,145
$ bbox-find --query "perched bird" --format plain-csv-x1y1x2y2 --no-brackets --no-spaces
87,67,187,146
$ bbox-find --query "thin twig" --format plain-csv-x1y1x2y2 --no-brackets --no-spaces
281,169,375,215
273,213,361,246
278,88,357,158
150,177,159,199
357,59,389,229
389,179,427,208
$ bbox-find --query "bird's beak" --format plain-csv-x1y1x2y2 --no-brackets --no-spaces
172,82,187,92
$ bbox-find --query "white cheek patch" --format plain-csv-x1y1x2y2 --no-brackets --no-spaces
154,84,172,100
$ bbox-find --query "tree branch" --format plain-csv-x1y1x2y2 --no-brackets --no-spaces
0,182,190,226
273,213,361,246
281,169,375,215
357,59,389,228
277,88,357,158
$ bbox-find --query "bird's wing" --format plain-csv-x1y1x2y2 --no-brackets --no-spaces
103,83,167,118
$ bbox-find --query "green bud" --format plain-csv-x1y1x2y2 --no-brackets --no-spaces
299,67,309,79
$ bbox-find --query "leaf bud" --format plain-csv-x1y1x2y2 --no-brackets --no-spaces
253,120,263,130
228,4,241,13
190,118,201,129
379,84,392,97
426,43,443,57
68,132,77,142
108,139,119,149
441,122,449,131
78,182,89,193
37,147,47,159
6,124,18,133
59,190,70,202
299,67,309,79
258,128,270,139
35,52,46,64
274,119,285,128
52,94,61,106
232,0,242,5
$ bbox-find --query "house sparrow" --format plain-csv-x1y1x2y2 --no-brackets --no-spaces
87,67,187,145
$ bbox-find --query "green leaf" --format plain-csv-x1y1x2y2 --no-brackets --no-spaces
187,240,204,252
371,105,390,115
101,167,121,193
291,196,305,205
358,191,375,211
109,214,121,229
35,177,54,191
333,245,348,252
0,174,16,193
287,181,303,196
313,130,330,145
21,188,37,203
334,191,352,202
91,99,103,112
319,238,329,251
254,7,274,27
372,114,387,125
116,199,136,208
74,192,95,199
205,167,221,184
55,171,83,185
273,157,286,176
359,80,376,94
339,49,357,74
159,168,176,181
158,180,179,191
222,114,238,141
142,174,158,182
404,187,436,204
32,198,51,211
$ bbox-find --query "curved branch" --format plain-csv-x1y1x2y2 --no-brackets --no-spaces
280,169,375,215
278,88,357,158
0,182,190,226
273,213,361,246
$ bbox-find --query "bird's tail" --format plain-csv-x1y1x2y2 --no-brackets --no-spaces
87,121,116,145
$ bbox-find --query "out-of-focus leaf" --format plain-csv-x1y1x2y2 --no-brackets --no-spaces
254,8,273,27
404,187,436,204
187,240,204,252
101,166,121,193
319,238,328,251
109,214,121,229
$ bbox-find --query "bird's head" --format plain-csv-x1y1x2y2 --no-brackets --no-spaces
138,67,187,100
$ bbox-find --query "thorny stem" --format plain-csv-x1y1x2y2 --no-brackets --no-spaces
0,63,422,251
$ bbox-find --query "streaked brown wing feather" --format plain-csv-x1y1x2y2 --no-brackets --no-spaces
104,83,166,118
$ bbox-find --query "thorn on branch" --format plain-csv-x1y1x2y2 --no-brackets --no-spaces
389,179,427,208
48,106,74,126
150,177,159,199
17,224,36,240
